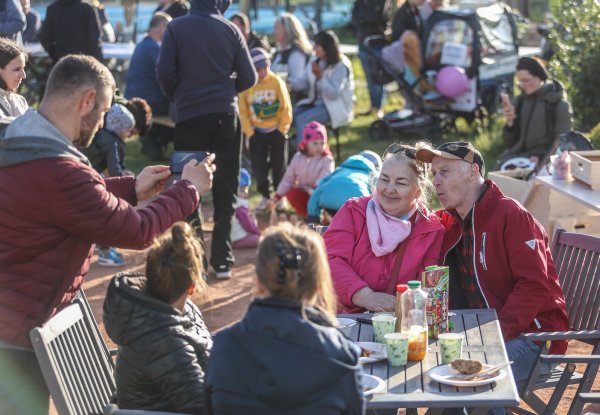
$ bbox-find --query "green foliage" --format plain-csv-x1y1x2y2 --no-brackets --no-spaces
548,0,600,131
587,123,600,150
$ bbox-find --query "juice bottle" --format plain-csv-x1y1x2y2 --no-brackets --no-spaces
400,280,428,361
394,284,408,332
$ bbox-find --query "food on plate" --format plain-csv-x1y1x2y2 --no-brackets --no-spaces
451,358,483,375
361,347,376,358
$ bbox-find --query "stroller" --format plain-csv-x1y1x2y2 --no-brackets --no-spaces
364,1,519,141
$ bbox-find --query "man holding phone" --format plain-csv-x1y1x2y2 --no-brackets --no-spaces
0,55,215,415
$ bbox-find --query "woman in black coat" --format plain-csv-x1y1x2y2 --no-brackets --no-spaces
391,0,425,42
103,222,212,415
205,223,364,415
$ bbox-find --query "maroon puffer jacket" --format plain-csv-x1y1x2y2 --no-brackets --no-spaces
0,158,199,348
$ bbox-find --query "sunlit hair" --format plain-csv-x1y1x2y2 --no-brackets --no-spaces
380,141,433,205
145,222,206,304
125,97,152,136
44,55,115,103
0,37,27,91
149,11,171,30
275,12,313,54
256,223,336,320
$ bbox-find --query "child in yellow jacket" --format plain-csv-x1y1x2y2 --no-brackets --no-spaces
239,48,293,210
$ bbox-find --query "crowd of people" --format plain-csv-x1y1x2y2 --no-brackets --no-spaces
0,0,581,413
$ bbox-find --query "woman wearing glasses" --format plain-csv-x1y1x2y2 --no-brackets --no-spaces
324,143,444,313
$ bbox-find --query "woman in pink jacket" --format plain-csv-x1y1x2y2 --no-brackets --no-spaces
271,121,335,217
324,143,444,313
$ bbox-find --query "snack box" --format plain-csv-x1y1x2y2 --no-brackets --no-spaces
422,265,449,339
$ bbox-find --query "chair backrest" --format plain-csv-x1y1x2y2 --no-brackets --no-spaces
30,298,116,415
551,228,600,333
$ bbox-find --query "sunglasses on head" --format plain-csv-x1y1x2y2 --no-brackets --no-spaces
383,143,416,160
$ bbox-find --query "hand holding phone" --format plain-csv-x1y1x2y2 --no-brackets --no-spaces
181,153,216,195
170,151,210,174
500,92,516,126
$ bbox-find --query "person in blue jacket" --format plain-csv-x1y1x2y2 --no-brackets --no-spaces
205,223,364,415
306,150,382,223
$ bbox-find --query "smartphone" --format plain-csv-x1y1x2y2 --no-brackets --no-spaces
170,151,210,174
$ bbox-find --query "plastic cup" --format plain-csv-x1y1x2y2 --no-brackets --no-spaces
438,333,464,364
372,314,397,343
385,333,409,366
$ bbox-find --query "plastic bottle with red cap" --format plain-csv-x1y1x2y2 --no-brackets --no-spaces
395,284,408,332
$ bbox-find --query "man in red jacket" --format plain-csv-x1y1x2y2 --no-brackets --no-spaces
0,55,214,415
416,141,570,395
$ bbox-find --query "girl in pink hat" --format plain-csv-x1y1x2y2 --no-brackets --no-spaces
271,121,334,217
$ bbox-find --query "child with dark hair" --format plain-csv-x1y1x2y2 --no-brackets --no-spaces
271,121,334,218
103,222,212,415
125,97,152,137
0,37,28,119
205,223,363,415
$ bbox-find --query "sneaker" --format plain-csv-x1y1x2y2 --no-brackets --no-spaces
98,248,125,267
275,198,288,211
255,197,270,211
212,265,232,279
109,247,124,260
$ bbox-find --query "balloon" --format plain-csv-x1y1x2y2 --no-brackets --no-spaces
435,66,470,98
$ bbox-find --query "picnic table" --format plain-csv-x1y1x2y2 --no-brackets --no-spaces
339,309,519,414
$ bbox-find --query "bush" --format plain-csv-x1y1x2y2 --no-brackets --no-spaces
587,123,600,150
549,0,600,131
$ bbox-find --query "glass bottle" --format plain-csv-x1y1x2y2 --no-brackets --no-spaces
400,280,428,361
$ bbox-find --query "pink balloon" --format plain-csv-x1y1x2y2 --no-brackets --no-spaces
435,66,470,98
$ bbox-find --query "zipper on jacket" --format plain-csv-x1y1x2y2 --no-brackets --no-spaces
472,206,490,308
479,232,488,271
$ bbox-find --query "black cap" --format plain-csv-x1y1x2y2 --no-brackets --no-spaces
516,57,548,81
415,141,485,176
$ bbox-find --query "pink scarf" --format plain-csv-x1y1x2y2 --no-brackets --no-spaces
366,197,417,257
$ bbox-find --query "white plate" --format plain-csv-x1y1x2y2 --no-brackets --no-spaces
362,373,386,396
356,341,387,364
428,364,507,387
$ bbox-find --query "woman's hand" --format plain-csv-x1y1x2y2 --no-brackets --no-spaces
500,93,516,127
311,60,323,80
352,287,396,313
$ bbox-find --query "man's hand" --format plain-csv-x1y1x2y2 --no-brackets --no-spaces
352,286,396,313
135,165,171,202
501,93,516,127
181,153,216,195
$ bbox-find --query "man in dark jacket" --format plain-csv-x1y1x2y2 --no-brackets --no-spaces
39,0,103,63
154,0,189,19
0,0,26,44
351,0,391,117
390,0,424,42
126,12,173,161
157,0,257,279
0,54,214,415
416,141,570,396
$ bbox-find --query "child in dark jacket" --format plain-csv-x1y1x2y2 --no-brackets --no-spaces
205,223,364,415
103,222,212,415
84,103,137,266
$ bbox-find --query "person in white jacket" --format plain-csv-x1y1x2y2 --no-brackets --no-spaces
0,37,28,119
293,31,355,145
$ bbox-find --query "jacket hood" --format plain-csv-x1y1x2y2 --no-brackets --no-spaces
341,155,378,174
0,109,90,168
103,273,197,346
224,297,360,407
528,80,566,104
190,0,230,14
57,0,80,6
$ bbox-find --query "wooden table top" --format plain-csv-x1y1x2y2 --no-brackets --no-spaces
339,309,520,413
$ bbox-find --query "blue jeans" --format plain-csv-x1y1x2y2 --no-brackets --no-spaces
293,102,330,146
359,45,386,110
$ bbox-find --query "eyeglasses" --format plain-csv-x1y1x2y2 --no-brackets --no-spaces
383,143,416,160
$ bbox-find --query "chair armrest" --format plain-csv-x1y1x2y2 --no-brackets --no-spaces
519,330,600,342
579,393,600,403
539,354,600,364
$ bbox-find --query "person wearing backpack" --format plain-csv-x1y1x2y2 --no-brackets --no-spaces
499,57,572,167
